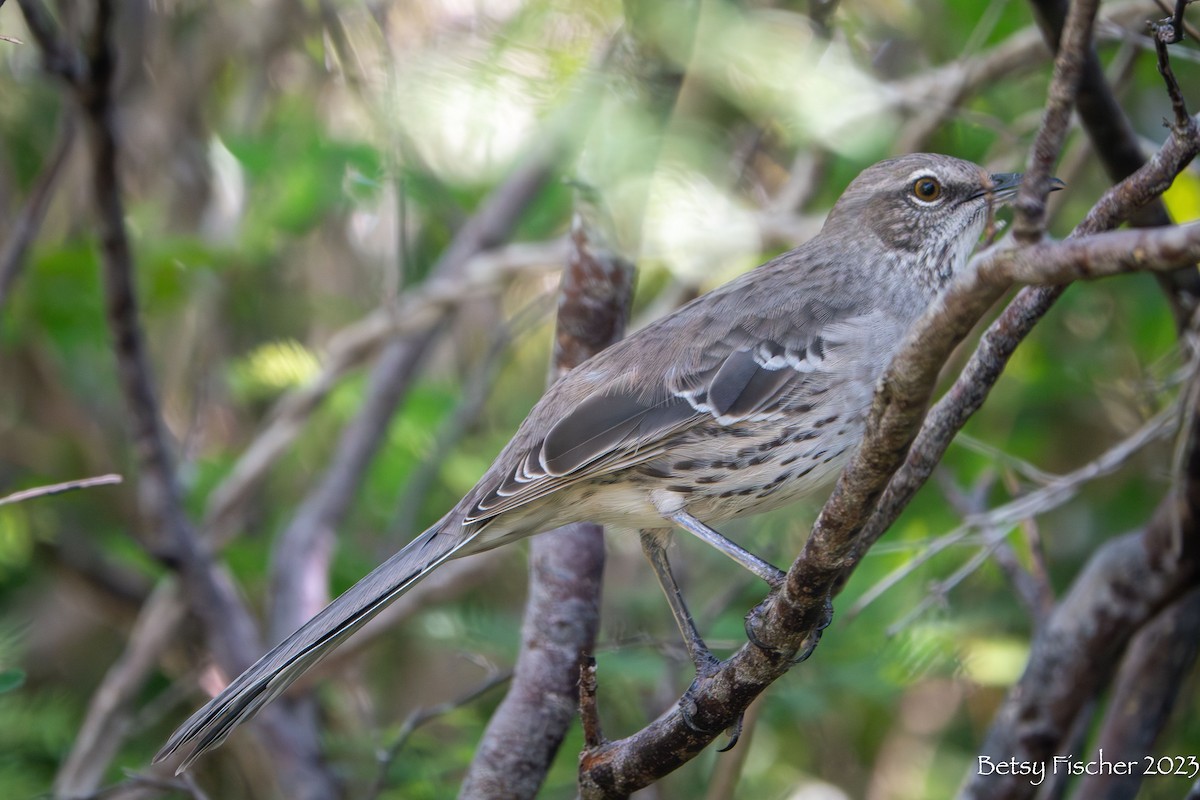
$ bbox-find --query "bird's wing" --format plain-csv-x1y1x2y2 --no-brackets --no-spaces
466,301,890,524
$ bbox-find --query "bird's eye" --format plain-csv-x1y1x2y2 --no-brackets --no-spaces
912,177,942,203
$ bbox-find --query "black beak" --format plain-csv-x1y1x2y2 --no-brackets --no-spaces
974,172,1065,201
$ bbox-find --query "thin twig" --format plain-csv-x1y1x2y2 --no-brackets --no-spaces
849,404,1178,620
266,144,564,644
1152,19,1192,126
0,114,77,311
201,240,565,544
1013,0,1101,243
1154,0,1193,43
365,669,512,800
0,473,122,506
579,656,604,749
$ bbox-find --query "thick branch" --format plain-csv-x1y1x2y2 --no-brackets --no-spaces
1074,587,1200,799
460,214,632,798
961,524,1200,800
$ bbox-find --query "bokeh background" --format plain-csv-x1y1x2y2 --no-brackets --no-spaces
2,0,1200,797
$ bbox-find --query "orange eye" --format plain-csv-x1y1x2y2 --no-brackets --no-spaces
912,177,942,202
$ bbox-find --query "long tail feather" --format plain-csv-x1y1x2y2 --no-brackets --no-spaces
155,518,471,772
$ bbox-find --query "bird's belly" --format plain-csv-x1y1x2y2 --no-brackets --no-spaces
565,415,865,529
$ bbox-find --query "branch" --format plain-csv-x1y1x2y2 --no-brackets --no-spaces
0,114,76,311
53,581,188,797
1013,0,1100,243
833,8,1194,589
1029,0,1200,322
201,240,564,544
848,404,1177,622
0,473,121,506
461,213,635,797
14,0,84,83
847,107,1200,578
266,143,564,644
77,0,267,693
466,7,695,791
961,525,1200,800
29,1,337,794
960,294,1200,800
368,668,512,800
1074,587,1200,799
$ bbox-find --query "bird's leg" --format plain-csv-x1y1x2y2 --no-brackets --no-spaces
640,529,744,749
669,510,785,589
670,511,831,666
639,529,719,674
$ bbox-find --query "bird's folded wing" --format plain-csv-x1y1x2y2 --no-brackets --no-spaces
465,308,886,524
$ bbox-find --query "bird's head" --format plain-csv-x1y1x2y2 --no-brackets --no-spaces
823,153,1058,290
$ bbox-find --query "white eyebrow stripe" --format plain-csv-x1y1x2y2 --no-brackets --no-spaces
906,168,940,183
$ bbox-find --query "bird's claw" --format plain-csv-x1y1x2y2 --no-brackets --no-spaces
678,666,744,751
745,595,834,664
716,711,745,752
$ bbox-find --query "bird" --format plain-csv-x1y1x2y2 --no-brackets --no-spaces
157,153,1031,771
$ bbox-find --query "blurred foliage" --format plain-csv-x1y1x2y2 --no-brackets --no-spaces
2,0,1200,798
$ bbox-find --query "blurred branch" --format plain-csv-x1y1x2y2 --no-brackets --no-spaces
962,525,1200,799
390,296,550,542
0,472,121,506
462,7,694,793
20,1,337,796
0,114,76,311
76,0,268,693
889,1,1157,153
14,0,84,82
1075,587,1200,799
892,0,1025,153
54,581,188,797
367,668,512,800
848,404,1177,622
202,239,564,543
266,143,566,645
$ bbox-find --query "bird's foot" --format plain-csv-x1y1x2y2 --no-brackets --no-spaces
745,595,833,665
678,659,745,751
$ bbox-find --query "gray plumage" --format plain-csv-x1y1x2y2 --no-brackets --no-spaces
157,154,1024,771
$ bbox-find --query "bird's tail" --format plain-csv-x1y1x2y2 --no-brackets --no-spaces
155,516,470,773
